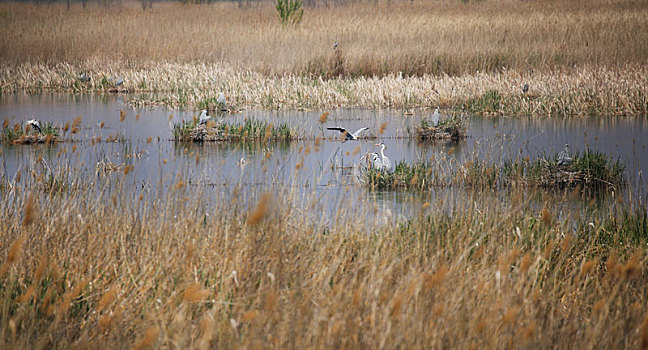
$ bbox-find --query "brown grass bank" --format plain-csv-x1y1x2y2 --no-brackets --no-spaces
1,0,648,115
1,0,648,76
0,171,647,348
2,61,647,115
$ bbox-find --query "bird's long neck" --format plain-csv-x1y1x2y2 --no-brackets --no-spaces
380,145,386,159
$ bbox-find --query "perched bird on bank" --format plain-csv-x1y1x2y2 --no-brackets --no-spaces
370,152,383,170
77,73,91,82
430,107,440,127
557,144,573,166
217,92,227,111
522,83,529,94
327,126,369,142
27,119,42,133
333,38,339,50
115,77,124,86
198,110,211,124
375,142,393,172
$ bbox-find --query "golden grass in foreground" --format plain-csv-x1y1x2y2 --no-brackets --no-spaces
2,61,647,115
0,171,647,348
1,0,648,76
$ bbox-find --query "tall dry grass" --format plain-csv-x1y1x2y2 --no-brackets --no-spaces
1,0,647,114
2,61,647,115
1,0,647,76
0,163,647,348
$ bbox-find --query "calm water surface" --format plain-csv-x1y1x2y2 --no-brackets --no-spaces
1,94,646,224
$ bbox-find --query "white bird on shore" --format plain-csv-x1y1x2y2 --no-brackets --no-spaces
376,142,393,172
27,119,42,133
430,107,440,127
327,126,369,142
198,110,211,124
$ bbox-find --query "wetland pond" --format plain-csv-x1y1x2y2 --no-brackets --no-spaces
1,94,647,226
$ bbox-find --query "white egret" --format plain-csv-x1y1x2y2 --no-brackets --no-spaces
430,107,440,127
26,119,42,133
198,110,211,124
376,142,393,172
557,144,573,166
327,126,369,142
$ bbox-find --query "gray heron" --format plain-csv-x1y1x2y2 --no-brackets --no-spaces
430,107,440,127
327,126,369,142
26,119,42,133
376,142,393,172
77,73,91,82
557,144,573,166
217,93,227,111
371,152,383,170
198,110,211,124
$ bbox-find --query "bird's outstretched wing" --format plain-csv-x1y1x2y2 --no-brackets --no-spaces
352,127,369,137
327,126,348,133
27,120,42,133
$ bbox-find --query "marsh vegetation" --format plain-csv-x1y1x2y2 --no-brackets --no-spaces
1,0,648,347
0,1,647,115
173,118,293,142
0,166,647,348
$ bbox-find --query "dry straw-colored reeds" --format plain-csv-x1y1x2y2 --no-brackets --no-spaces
0,0,647,115
0,162,647,348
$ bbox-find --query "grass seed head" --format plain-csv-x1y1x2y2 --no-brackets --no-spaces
319,112,329,123
247,192,273,226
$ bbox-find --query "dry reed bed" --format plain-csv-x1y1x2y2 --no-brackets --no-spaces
1,0,648,115
2,62,647,116
0,171,647,348
1,0,648,75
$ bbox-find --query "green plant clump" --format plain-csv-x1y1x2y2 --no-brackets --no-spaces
276,0,303,25
1,122,58,144
173,118,292,142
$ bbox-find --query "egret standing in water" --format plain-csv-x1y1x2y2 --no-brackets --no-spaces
26,119,42,133
557,144,573,166
375,142,393,172
327,126,369,142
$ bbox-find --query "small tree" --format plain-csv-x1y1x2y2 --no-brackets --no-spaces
276,0,303,25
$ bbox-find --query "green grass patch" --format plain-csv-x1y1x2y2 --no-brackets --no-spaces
1,121,58,144
362,162,438,190
173,118,293,142
362,149,625,191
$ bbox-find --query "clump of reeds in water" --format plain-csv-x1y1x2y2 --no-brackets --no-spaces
515,149,626,190
416,115,467,141
173,118,292,142
1,121,58,145
362,149,624,191
362,162,438,190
